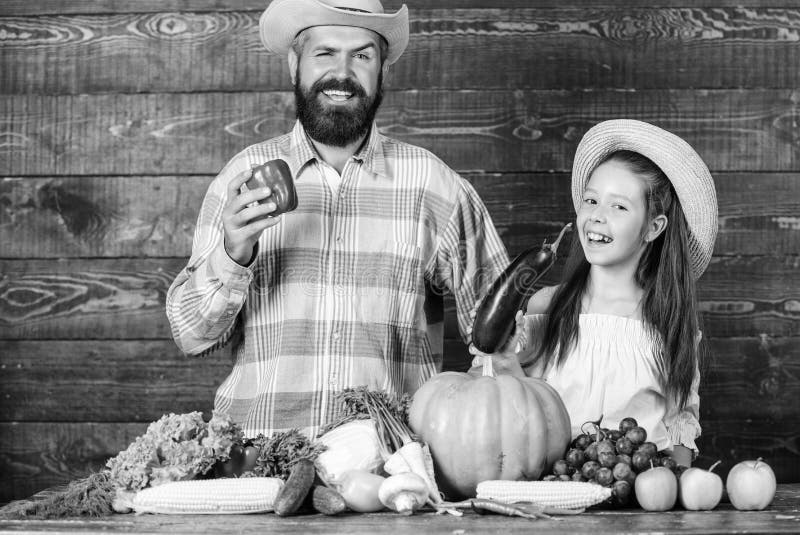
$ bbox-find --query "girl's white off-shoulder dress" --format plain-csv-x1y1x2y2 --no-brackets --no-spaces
518,313,701,454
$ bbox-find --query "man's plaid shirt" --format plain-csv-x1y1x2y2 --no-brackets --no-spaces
166,121,509,437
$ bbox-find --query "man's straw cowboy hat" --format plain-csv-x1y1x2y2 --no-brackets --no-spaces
260,0,409,65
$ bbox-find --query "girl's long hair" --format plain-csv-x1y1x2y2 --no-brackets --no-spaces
533,150,701,409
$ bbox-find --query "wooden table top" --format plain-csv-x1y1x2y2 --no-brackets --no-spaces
1,484,798,534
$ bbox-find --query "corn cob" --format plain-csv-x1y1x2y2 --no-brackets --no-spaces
476,480,612,509
131,477,284,514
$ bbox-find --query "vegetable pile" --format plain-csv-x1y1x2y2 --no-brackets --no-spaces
0,383,583,521
0,411,323,519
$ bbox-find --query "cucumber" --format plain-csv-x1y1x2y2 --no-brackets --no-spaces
312,485,347,515
274,459,316,516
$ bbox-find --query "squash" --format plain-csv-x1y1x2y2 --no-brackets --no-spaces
408,359,571,500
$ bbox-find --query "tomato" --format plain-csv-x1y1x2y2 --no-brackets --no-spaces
215,444,243,477
241,445,260,473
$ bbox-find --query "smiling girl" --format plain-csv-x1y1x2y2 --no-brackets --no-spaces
474,120,718,466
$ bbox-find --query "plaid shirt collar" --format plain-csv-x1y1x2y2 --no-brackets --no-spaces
287,120,389,180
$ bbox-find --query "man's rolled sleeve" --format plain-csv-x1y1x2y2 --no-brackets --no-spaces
166,156,259,356
433,178,509,343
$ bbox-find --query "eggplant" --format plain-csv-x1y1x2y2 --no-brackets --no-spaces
242,158,298,217
471,223,572,354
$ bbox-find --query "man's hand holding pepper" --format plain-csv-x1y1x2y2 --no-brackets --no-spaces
223,167,282,265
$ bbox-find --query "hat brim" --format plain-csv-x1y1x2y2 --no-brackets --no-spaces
571,119,718,279
259,0,409,65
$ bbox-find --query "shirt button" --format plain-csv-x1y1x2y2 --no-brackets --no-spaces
335,236,343,244
332,331,340,340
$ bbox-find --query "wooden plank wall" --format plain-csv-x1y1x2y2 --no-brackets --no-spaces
1,0,799,503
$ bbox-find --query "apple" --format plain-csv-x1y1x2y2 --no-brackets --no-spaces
726,458,777,510
679,460,724,510
634,465,678,511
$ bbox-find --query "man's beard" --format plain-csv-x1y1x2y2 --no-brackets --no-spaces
294,70,383,147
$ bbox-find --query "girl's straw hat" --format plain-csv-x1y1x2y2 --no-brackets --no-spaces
571,119,718,279
259,0,409,65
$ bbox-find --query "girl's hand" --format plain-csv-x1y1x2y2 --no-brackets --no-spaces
467,310,527,377
670,445,693,468
222,166,282,265
467,309,528,356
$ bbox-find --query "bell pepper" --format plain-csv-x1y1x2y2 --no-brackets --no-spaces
214,441,260,477
243,158,298,217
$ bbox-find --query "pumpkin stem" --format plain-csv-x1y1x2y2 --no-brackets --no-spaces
481,355,495,377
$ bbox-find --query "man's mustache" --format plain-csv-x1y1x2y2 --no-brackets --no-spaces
310,77,367,99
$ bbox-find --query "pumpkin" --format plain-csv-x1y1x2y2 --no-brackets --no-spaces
408,358,571,499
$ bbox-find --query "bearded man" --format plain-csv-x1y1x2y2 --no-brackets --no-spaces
166,0,509,437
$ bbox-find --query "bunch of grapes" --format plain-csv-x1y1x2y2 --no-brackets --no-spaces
542,417,684,506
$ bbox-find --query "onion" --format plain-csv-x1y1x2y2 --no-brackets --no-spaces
314,420,384,486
